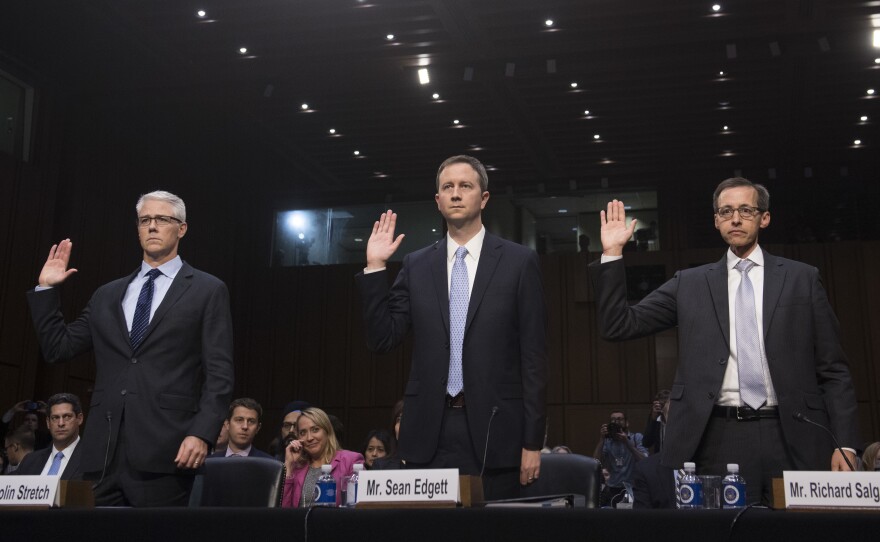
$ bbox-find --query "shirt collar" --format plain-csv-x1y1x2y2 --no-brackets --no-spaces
226,445,252,457
52,435,80,455
726,244,764,270
446,226,485,262
139,255,183,279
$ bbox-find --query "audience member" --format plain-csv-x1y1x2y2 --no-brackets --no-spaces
372,400,405,470
551,445,572,454
215,423,229,453
281,408,364,507
361,429,392,469
270,400,311,460
632,400,676,508
13,393,85,479
328,413,346,449
3,426,34,474
642,389,670,455
861,442,880,471
1,400,51,450
592,411,647,503
210,398,273,459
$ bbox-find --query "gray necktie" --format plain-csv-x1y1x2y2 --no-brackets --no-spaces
734,259,766,409
447,247,468,396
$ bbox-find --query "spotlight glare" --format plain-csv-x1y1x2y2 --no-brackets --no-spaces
593,134,600,140
854,139,862,145
712,4,721,12
197,10,206,18
386,34,395,41
432,93,440,99
570,82,578,88
301,103,309,110
353,150,360,156
545,19,554,27
418,68,430,85
453,119,460,125
868,88,876,95
860,115,868,122
329,128,336,134
584,110,590,115
238,47,248,54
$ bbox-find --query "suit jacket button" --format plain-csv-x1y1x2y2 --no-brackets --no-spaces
707,392,715,399
131,358,138,364
121,389,127,396
718,358,727,365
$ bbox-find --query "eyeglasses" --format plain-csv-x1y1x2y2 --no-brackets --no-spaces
137,215,183,228
49,413,75,424
281,422,297,431
715,206,764,220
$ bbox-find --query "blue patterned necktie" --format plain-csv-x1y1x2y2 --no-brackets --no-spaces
130,268,163,350
47,451,64,475
734,259,766,410
447,246,469,396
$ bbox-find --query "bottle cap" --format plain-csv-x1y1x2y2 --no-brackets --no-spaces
353,463,364,472
683,461,696,470
321,464,332,473
726,463,739,473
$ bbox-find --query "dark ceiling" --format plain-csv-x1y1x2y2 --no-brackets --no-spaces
2,0,878,205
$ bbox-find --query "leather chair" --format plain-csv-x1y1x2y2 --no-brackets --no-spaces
519,453,601,508
190,456,284,507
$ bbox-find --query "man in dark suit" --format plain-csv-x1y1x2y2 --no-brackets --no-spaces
210,398,274,459
14,393,85,480
356,155,547,500
591,177,859,504
27,190,234,506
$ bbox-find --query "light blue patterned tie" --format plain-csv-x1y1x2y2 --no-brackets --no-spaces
47,451,64,475
447,246,469,396
130,268,162,350
735,259,766,409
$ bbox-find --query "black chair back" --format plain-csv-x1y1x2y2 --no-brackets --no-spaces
190,457,284,507
519,453,601,508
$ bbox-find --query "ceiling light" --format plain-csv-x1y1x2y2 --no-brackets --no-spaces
868,89,876,95
593,134,600,140
432,93,440,99
453,119,460,125
584,110,591,116
718,70,725,76
418,68,430,85
545,19,554,27
386,34,395,41
860,115,868,122
854,139,862,146
353,150,360,156
874,30,880,48
329,128,336,134
723,125,729,131
875,58,880,64
712,4,721,12
197,10,206,18
238,47,248,54
558,209,568,213
301,103,309,110
570,82,578,88
298,233,305,240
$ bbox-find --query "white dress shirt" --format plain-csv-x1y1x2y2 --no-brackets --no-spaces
40,436,81,477
121,256,183,331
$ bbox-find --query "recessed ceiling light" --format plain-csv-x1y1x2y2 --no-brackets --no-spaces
854,139,862,146
329,128,336,134
432,93,440,99
718,70,725,76
197,10,206,18
453,119,460,125
570,82,578,88
301,103,309,110
584,109,591,116
558,209,568,213
712,4,721,12
545,19,554,27
386,34,395,41
418,68,430,85
593,134,601,140
868,88,876,95
874,29,880,48
353,150,360,156
860,115,869,122
238,47,248,54
723,125,729,131
875,57,880,64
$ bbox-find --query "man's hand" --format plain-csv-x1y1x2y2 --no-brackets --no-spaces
599,200,637,257
38,239,78,287
366,210,405,270
520,449,541,485
831,448,857,471
599,423,609,439
174,436,208,469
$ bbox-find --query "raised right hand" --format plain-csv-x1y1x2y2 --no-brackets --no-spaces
366,210,405,270
599,200,637,257
38,239,78,287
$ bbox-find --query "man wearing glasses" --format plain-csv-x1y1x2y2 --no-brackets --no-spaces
591,177,859,505
13,393,85,479
27,190,234,506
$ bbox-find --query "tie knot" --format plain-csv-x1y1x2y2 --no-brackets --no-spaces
735,259,755,274
55,451,64,460
455,246,468,260
145,268,163,281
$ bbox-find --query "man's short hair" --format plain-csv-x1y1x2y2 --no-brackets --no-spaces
136,190,187,223
712,177,770,212
610,410,627,421
436,155,489,192
45,393,82,415
7,426,35,451
227,397,263,422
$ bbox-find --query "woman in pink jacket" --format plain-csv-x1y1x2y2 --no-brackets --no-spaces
281,407,364,507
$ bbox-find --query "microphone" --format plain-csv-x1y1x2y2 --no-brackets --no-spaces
92,411,113,490
479,406,499,479
792,412,855,471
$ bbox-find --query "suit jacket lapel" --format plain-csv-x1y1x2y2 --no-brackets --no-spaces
762,251,784,336
117,268,141,345
464,233,501,334
706,255,730,349
137,262,194,348
430,239,451,336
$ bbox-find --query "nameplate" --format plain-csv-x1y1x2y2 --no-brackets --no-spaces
356,469,459,505
783,471,880,509
0,476,61,507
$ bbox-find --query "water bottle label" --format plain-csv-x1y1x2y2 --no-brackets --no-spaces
723,482,746,507
679,483,703,506
315,482,336,506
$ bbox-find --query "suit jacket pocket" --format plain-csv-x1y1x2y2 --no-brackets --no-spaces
158,393,198,412
670,384,685,400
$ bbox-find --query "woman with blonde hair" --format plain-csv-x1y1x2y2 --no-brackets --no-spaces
282,407,364,507
860,442,880,471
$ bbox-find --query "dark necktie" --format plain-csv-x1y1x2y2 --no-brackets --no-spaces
130,268,162,350
447,246,468,396
734,259,766,409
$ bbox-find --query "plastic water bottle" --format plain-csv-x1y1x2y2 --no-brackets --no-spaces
314,464,337,507
344,464,364,507
722,463,747,509
679,462,703,509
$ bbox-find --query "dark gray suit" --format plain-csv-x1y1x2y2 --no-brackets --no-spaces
356,232,547,470
591,251,859,471
27,262,234,476
14,441,85,480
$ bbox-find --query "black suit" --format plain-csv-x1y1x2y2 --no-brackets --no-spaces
356,232,547,471
591,250,859,473
27,261,234,500
14,441,85,480
631,454,676,509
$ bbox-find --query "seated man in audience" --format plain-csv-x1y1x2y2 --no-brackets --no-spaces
593,410,647,504
211,398,274,459
1,400,51,450
270,400,311,460
4,426,35,474
14,393,85,479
